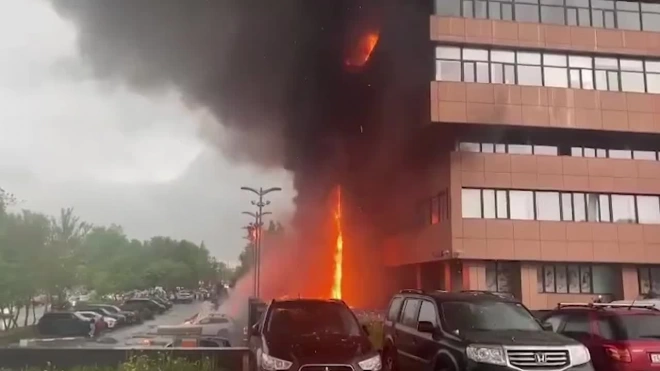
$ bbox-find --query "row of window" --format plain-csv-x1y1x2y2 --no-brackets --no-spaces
436,46,660,94
386,296,438,328
434,0,660,32
462,188,660,224
485,261,617,294
458,142,660,160
638,266,660,295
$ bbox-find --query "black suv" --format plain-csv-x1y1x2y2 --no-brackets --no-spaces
37,311,95,337
249,298,381,371
382,289,594,371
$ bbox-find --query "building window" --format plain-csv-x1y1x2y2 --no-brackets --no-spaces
434,0,660,33
422,191,450,226
462,188,660,225
486,262,515,293
638,266,660,295
538,264,602,294
435,46,660,95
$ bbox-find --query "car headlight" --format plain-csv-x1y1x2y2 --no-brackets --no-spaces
261,353,293,370
466,345,506,366
358,354,382,370
568,344,591,365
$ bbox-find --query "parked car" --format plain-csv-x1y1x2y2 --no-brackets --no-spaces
541,302,660,371
248,298,379,371
37,312,96,338
174,290,194,304
83,303,142,324
76,311,113,333
150,297,173,309
122,298,166,315
159,314,237,344
76,307,126,326
381,289,592,371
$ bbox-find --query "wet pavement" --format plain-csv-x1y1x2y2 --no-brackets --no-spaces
98,301,211,344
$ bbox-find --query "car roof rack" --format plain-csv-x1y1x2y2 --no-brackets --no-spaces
460,290,515,298
399,289,425,295
557,302,660,311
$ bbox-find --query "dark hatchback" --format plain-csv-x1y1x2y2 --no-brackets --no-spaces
249,298,381,371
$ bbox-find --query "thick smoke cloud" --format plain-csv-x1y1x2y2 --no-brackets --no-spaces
48,0,358,170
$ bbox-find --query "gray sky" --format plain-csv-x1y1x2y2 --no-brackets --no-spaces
0,0,295,264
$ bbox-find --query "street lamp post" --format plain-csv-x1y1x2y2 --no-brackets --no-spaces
240,187,282,298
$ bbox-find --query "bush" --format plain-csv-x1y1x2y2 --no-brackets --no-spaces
0,354,224,371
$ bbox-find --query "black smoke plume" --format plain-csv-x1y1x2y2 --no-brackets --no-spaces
48,0,433,305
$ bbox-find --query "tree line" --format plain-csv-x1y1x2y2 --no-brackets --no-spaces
0,188,230,331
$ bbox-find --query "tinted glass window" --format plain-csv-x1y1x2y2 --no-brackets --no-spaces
418,301,438,327
441,301,541,332
617,315,660,340
266,301,361,337
387,297,403,322
597,317,616,340
562,313,591,337
401,299,421,327
544,314,564,331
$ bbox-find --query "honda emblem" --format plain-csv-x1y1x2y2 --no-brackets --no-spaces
534,352,547,363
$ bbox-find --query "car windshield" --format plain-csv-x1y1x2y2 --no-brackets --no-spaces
441,300,541,332
617,315,660,340
266,302,362,338
104,306,120,313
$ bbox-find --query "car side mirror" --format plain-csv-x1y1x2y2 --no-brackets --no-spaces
362,324,370,336
417,321,437,334
541,322,553,331
251,324,261,337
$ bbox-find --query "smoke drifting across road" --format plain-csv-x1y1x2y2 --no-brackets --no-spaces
49,0,432,306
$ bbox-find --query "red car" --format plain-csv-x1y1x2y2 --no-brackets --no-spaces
542,303,660,371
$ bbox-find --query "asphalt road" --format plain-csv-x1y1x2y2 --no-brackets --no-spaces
99,301,210,344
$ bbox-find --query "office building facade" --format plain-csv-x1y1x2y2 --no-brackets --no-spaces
383,0,660,308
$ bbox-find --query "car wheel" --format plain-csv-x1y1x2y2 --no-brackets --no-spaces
434,358,457,371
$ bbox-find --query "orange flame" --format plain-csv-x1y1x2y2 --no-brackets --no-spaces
331,186,343,299
345,31,380,69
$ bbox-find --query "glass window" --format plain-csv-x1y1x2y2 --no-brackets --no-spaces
387,297,403,322
621,72,645,93
580,265,592,292
568,265,581,293
544,315,565,332
611,195,635,223
587,193,600,222
597,318,616,340
637,196,660,224
483,189,496,219
496,190,509,219
556,265,568,293
482,143,495,153
544,265,556,292
517,65,542,86
562,314,591,337
401,299,421,327
573,193,587,222
510,191,535,220
536,191,561,221
436,60,462,81
592,265,617,294
418,301,438,327
508,144,533,154
584,148,596,157
647,74,660,94
431,196,440,224
597,148,608,158
459,142,481,152
516,3,540,22
633,151,656,160
495,144,507,153
544,67,569,87
571,147,583,157
492,50,515,63
462,189,482,218
542,5,566,24
435,0,462,16
436,46,461,59
534,145,558,155
599,194,611,222
561,193,573,221
609,149,632,159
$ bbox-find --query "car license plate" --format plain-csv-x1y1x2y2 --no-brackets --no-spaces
650,354,660,363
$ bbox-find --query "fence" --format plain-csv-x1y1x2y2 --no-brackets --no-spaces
0,347,251,371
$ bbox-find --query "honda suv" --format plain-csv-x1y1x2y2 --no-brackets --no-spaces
248,298,381,371
541,302,660,371
382,289,593,371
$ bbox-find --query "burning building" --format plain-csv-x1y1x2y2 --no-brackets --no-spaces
48,0,660,309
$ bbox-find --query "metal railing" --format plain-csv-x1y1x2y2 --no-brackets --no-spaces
556,302,660,311
0,347,251,371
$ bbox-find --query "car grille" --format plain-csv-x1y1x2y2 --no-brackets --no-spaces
507,349,570,370
299,366,353,371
